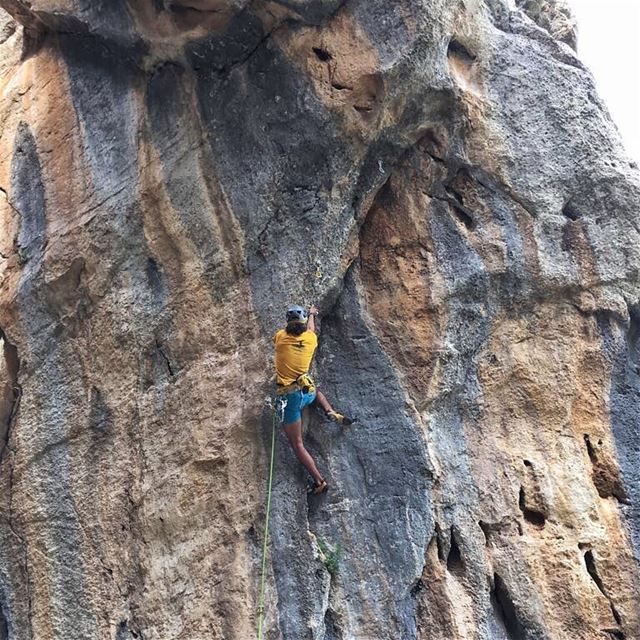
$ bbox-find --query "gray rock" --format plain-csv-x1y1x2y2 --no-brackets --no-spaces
0,0,638,638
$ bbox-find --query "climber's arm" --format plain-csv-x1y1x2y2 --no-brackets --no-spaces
308,305,319,334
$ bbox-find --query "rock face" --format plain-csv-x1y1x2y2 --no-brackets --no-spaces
0,0,639,638
516,0,577,49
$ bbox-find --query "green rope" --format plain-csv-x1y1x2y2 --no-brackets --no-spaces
257,403,278,639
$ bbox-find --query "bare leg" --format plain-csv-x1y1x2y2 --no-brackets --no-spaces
315,390,334,413
283,419,324,484
314,390,354,425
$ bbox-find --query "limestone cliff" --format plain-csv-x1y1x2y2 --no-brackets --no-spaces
0,1,639,639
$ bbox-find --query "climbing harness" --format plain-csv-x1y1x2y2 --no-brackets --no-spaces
275,372,316,396
296,372,316,395
257,396,287,640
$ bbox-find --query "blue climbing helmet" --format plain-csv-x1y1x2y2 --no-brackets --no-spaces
286,305,308,323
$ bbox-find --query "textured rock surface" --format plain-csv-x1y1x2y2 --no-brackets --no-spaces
0,1,639,639
516,0,577,49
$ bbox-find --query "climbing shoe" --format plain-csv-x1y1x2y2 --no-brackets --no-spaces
326,410,355,426
307,478,328,495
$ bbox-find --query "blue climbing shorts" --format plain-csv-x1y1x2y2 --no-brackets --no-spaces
281,389,317,426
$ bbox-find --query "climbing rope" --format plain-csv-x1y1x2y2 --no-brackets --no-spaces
257,397,286,640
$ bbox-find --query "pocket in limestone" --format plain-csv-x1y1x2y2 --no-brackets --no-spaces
165,0,249,32
518,459,549,528
583,434,628,504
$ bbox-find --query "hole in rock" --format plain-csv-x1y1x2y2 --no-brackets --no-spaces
479,520,491,543
353,104,373,113
417,130,446,162
584,434,597,463
410,578,425,597
167,2,231,31
585,551,625,631
523,459,533,468
132,626,145,640
331,83,351,91
313,47,332,62
146,257,165,298
447,38,476,62
584,550,606,594
583,435,628,503
563,200,581,220
561,221,578,253
169,1,220,14
447,528,464,574
434,523,446,562
518,487,546,527
491,573,527,640
450,204,475,230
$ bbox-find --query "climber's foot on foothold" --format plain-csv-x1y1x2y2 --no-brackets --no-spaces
326,410,355,426
308,478,328,495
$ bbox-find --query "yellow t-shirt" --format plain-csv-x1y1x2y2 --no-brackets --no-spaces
273,329,318,386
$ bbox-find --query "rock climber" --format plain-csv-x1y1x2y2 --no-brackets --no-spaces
273,304,353,494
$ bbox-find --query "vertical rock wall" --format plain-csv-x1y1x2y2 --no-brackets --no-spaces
0,1,638,639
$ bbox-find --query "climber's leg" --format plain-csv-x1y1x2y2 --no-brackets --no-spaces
283,419,324,485
281,389,325,486
315,390,355,426
315,390,334,413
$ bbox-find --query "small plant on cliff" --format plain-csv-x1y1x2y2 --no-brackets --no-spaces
317,538,342,576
